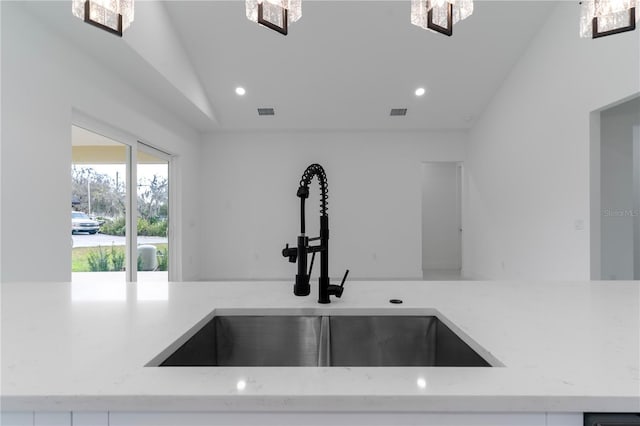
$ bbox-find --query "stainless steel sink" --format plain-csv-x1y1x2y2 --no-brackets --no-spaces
154,313,493,367
328,316,490,367
160,315,323,366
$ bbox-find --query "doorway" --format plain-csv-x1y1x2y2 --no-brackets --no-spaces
71,123,173,283
634,125,640,279
598,97,640,280
421,162,463,280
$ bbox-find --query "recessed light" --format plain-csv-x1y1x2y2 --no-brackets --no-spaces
235,87,246,96
415,87,426,97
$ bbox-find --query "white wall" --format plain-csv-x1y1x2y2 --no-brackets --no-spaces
463,2,640,280
0,0,3,285
200,131,466,280
0,3,202,282
600,98,640,280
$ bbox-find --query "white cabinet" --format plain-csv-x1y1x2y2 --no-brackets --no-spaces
110,412,547,426
1,412,33,426
0,411,585,426
72,412,109,426
547,413,583,426
34,412,70,426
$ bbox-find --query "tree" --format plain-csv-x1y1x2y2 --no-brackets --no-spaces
137,174,168,221
71,166,125,217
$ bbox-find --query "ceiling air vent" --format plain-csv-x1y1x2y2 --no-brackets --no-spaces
258,108,275,116
390,108,407,116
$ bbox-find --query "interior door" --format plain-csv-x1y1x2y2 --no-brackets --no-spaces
421,162,462,278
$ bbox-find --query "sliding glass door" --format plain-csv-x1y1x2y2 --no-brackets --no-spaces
71,123,173,283
136,143,170,283
71,125,128,283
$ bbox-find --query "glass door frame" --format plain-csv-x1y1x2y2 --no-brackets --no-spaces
135,141,174,282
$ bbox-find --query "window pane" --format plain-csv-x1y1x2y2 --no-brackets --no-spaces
71,125,127,283
137,149,169,283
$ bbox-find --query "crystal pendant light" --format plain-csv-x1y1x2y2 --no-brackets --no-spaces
246,0,302,35
580,0,638,38
72,0,134,37
411,0,473,36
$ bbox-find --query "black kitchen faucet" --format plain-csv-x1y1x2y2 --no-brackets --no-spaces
282,164,349,304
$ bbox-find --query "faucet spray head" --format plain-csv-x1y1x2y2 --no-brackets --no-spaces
297,185,309,199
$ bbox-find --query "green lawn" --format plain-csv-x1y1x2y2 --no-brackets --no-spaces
72,243,168,272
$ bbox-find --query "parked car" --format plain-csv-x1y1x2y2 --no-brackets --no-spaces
71,211,100,234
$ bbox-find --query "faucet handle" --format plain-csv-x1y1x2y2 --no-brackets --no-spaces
328,269,350,299
339,269,350,288
282,244,297,263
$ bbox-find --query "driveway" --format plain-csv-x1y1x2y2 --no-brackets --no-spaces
72,233,168,248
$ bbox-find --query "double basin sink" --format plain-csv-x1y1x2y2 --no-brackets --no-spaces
151,311,494,367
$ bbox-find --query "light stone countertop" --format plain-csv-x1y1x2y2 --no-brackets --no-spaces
1,280,639,412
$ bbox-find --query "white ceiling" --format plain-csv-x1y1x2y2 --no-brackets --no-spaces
165,1,556,131
72,125,121,146
21,1,557,132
